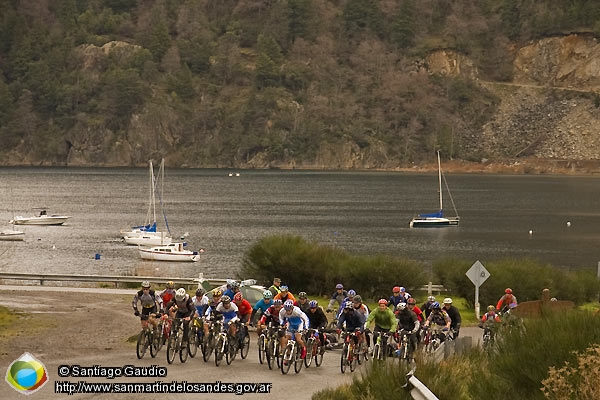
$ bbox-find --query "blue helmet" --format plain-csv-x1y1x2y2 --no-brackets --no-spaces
431,301,441,309
309,300,318,308
347,289,356,297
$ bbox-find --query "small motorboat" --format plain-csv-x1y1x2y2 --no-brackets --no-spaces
10,209,70,226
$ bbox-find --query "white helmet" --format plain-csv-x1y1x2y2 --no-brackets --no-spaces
443,297,452,304
175,288,187,301
396,303,407,311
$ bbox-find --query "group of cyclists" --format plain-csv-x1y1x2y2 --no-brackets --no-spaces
131,279,518,366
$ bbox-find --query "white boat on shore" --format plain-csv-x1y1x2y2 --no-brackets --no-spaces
138,242,202,262
10,209,70,226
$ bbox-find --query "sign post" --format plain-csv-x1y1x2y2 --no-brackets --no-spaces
466,260,491,318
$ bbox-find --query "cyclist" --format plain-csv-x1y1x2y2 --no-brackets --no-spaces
132,281,162,333
352,295,370,348
158,281,176,309
306,300,329,352
479,305,502,341
337,289,357,317
257,299,284,338
279,299,310,359
442,297,462,339
337,301,367,351
223,280,238,300
203,289,224,338
233,292,252,324
326,283,347,312
250,290,274,326
192,288,209,317
297,291,310,313
423,301,451,343
394,303,420,359
421,295,437,318
496,288,518,313
406,298,424,323
365,299,397,355
216,295,240,339
164,288,195,344
389,286,410,308
274,285,296,304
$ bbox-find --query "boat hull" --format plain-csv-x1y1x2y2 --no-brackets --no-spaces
409,217,460,228
124,234,172,246
10,216,70,225
138,247,200,262
0,230,24,241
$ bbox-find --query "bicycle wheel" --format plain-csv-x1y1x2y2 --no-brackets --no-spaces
280,344,293,375
226,338,236,365
202,332,214,362
154,322,164,353
214,336,224,367
275,341,282,369
179,336,189,363
340,343,349,373
240,332,250,359
136,330,147,359
304,339,314,368
166,334,177,364
355,342,363,365
187,325,200,358
294,345,304,373
258,335,266,365
149,330,158,358
267,339,277,370
373,342,381,361
314,341,324,367
349,344,357,372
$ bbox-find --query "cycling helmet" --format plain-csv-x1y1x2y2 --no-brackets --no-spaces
231,281,240,289
505,288,513,294
233,292,243,302
353,295,362,303
195,288,205,297
226,279,234,286
431,301,441,309
213,289,223,297
273,299,283,306
280,285,289,292
263,290,273,299
283,300,294,310
309,300,318,308
396,302,407,311
344,301,354,309
407,298,416,305
378,299,388,306
175,288,187,301
427,295,436,302
166,281,174,289
335,283,343,289
443,298,452,304
347,289,356,297
298,291,307,299
487,305,495,311
141,281,151,288
392,286,401,293
399,286,406,292
221,295,231,303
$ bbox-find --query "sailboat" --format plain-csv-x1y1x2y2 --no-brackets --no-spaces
409,151,460,228
123,159,172,246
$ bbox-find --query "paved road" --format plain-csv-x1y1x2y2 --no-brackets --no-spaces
0,285,483,399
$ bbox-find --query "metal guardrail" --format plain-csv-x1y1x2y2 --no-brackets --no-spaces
0,272,230,289
403,369,440,400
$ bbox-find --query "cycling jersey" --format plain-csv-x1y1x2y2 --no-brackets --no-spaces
279,306,309,331
216,302,239,325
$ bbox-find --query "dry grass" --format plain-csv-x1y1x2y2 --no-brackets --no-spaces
541,344,600,400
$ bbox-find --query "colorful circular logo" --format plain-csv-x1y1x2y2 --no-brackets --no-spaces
5,353,48,395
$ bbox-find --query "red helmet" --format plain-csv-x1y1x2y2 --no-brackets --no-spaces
505,288,513,294
378,299,388,306
392,286,401,293
233,292,243,302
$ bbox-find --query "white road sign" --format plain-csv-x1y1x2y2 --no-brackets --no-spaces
466,260,490,287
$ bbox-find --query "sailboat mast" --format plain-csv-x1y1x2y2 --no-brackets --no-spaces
150,161,156,226
437,151,443,211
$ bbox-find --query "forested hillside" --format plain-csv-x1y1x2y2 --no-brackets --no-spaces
2,0,600,168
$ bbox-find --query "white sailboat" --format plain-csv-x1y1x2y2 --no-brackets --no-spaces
123,159,172,246
138,242,202,262
409,151,460,228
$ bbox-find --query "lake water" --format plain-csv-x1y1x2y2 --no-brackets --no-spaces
0,168,599,281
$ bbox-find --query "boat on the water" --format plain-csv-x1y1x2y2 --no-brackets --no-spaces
138,242,202,262
10,209,71,226
0,229,24,241
409,151,460,228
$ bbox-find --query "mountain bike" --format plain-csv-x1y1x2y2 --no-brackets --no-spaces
340,329,363,373
372,330,391,361
281,332,304,374
304,328,324,368
395,329,414,367
236,321,250,359
202,316,219,362
214,320,237,366
258,322,277,367
187,316,202,358
136,314,159,359
422,325,446,357
166,318,188,364
154,314,171,353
